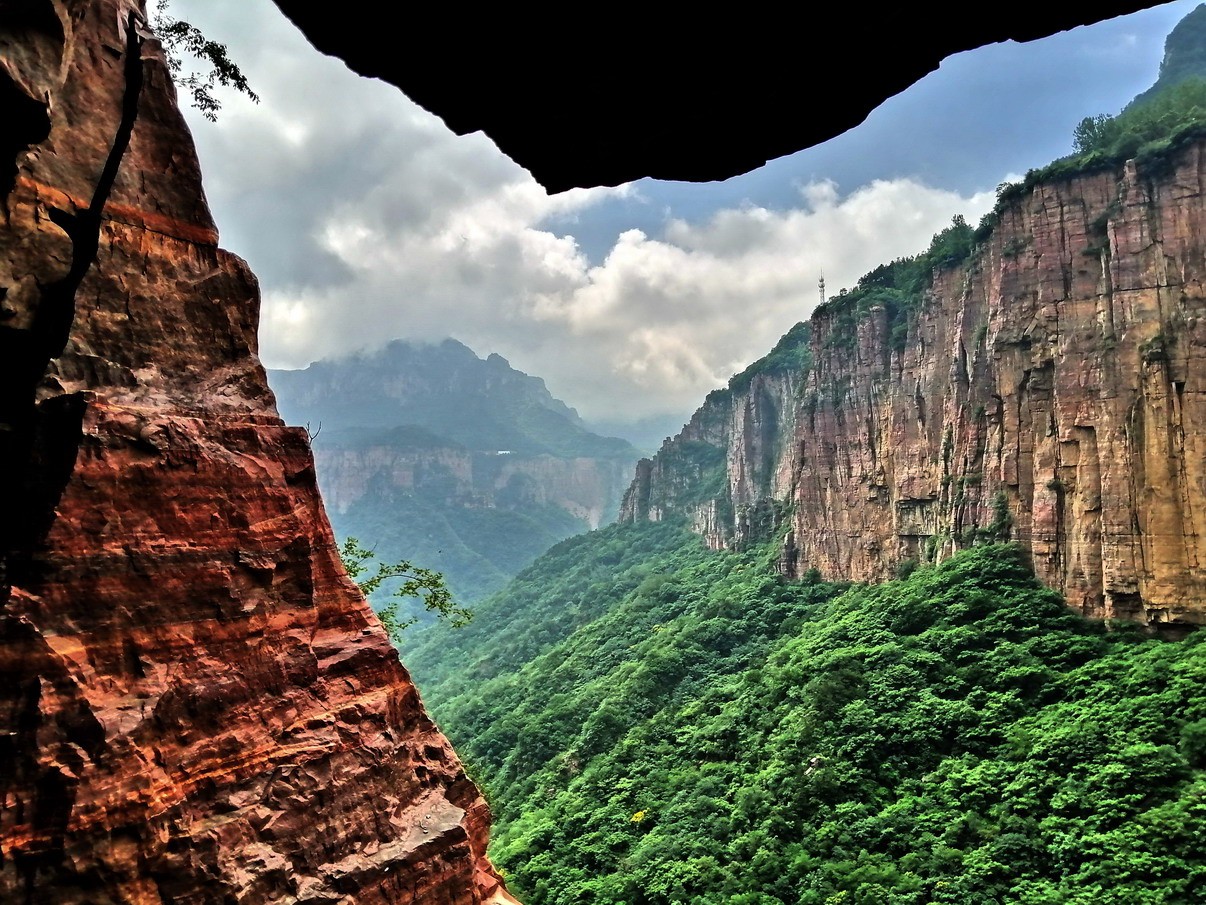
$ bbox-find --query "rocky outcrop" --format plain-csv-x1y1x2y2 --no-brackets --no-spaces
623,143,1206,630
0,2,511,901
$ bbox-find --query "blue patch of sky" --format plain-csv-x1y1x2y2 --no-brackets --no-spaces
541,0,1201,264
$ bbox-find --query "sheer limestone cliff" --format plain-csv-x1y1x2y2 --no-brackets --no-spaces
0,2,513,901
623,143,1206,630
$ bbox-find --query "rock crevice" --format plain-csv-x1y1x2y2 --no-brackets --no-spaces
0,2,510,901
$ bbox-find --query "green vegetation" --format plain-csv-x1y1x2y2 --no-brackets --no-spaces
270,339,639,617
1129,3,1206,108
152,1,259,121
333,472,590,618
813,215,974,356
726,322,813,396
1070,77,1206,173
338,536,470,642
655,439,728,507
402,521,704,694
400,18,1206,903
986,78,1206,239
416,536,1204,904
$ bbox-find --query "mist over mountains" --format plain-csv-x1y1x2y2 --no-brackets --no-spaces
269,339,639,610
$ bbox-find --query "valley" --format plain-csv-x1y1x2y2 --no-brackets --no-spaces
3,2,1206,903
270,340,638,612
406,13,1206,900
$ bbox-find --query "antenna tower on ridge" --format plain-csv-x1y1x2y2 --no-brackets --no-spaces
818,270,826,305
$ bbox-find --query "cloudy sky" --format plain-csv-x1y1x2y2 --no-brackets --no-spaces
170,0,1200,429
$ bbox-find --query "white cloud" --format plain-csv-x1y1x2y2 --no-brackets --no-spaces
261,173,994,421
173,0,996,424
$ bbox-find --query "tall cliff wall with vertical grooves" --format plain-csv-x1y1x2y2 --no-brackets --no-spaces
623,144,1206,630
0,2,514,901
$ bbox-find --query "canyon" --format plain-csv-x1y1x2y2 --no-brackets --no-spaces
1,0,1200,900
270,340,636,607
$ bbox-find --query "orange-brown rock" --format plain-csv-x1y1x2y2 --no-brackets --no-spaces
623,144,1206,630
0,2,512,901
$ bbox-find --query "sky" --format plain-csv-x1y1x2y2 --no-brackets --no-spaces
169,0,1201,429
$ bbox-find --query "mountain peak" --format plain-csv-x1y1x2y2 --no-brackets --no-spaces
1130,3,1206,106
269,338,635,459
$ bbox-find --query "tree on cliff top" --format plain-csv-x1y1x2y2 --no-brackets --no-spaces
151,1,258,121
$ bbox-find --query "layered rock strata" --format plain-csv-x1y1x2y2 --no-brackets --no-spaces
316,445,632,530
0,2,512,901
623,145,1206,629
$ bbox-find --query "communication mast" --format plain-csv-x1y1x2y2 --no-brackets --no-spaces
818,270,826,305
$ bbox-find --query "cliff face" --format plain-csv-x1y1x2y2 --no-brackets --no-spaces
0,2,511,902
623,144,1206,629
317,445,633,529
270,341,637,529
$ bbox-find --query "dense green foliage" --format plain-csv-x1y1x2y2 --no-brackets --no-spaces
414,533,1204,904
1073,77,1206,166
995,77,1206,204
402,520,702,695
987,46,1206,236
403,18,1206,903
152,1,259,121
333,469,589,616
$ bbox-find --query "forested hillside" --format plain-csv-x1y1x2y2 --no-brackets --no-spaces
405,16,1206,899
415,529,1204,904
270,339,637,610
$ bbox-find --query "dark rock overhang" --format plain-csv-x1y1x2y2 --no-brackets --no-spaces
271,2,1162,192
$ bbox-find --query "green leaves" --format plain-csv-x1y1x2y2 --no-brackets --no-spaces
338,536,472,643
152,1,259,122
1073,113,1115,154
416,534,1204,904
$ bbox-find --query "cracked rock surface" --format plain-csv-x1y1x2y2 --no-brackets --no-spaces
624,147,1206,631
0,2,513,901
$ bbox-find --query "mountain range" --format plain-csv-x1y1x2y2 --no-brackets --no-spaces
270,339,639,609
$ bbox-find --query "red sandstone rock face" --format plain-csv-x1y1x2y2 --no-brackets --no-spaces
0,2,513,901
623,146,1206,630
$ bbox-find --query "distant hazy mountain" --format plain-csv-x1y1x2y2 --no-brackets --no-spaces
269,340,639,615
272,339,634,458
1130,2,1206,107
